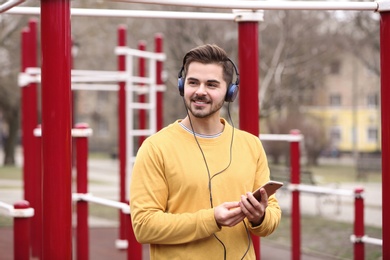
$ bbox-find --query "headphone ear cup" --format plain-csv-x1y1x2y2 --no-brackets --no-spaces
178,77,185,96
225,83,239,102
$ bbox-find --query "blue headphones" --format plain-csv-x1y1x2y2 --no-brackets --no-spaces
177,58,240,102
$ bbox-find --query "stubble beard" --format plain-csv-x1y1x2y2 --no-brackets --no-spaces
185,96,224,119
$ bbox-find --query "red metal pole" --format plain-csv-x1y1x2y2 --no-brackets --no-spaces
118,25,128,246
74,123,91,260
127,206,142,260
155,33,164,131
21,20,37,204
13,200,32,260
238,21,260,258
353,188,365,260
33,125,43,259
238,22,259,135
21,20,38,258
21,25,30,206
41,0,72,258
27,19,40,259
380,10,390,259
290,129,301,260
138,40,147,146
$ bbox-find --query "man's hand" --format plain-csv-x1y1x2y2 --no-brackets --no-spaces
214,202,246,228
239,188,268,226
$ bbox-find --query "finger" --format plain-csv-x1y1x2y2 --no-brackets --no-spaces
224,201,241,210
240,194,265,223
226,212,246,227
260,189,269,205
244,192,259,208
240,195,258,218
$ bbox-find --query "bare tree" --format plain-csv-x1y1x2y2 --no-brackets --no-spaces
263,111,328,166
258,10,340,164
336,11,380,76
259,10,339,117
0,14,29,165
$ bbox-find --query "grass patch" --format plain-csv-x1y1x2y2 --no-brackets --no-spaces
87,203,119,220
307,164,381,184
88,152,112,160
0,215,13,227
0,166,22,180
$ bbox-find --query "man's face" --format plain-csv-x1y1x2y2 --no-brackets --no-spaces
184,62,227,119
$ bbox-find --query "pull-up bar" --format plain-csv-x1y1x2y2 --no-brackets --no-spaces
114,0,380,11
6,7,237,20
0,0,24,13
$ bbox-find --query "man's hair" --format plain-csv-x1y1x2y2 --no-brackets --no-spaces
182,44,234,86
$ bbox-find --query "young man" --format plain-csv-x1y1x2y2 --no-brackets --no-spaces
130,44,281,259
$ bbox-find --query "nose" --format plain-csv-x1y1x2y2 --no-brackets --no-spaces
195,83,207,96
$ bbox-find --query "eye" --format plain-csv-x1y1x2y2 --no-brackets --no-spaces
187,80,198,86
207,82,218,88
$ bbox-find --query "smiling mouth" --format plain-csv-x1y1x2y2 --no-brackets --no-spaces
192,100,210,108
192,97,210,103
194,100,207,104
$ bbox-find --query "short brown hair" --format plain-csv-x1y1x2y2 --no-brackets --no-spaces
182,44,234,86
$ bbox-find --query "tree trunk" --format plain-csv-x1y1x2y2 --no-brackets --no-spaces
3,107,19,166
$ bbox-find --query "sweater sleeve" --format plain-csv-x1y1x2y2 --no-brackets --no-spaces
129,140,221,245
247,195,282,236
246,137,282,236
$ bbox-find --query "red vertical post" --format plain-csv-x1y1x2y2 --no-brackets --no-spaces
71,37,77,171
380,9,390,259
71,37,76,126
118,25,128,247
126,206,142,260
290,129,301,260
238,21,259,136
74,123,92,260
353,188,365,260
21,25,31,210
40,0,72,259
33,125,43,259
21,19,38,203
21,18,39,257
238,18,260,259
138,41,147,146
13,200,32,260
28,19,40,258
155,33,164,131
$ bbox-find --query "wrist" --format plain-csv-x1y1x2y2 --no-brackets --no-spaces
251,212,265,227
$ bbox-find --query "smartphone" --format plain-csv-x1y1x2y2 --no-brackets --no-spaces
252,180,284,201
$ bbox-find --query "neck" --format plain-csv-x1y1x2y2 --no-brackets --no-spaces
181,115,224,136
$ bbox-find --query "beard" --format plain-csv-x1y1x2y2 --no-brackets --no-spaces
185,95,225,119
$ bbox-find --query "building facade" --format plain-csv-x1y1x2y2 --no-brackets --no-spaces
307,53,381,155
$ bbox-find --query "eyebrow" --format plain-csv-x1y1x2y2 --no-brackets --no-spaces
187,77,221,84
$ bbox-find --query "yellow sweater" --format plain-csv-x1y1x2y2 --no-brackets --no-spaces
130,119,281,260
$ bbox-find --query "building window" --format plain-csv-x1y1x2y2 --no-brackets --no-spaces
329,94,341,106
97,118,109,137
367,93,379,108
330,60,341,74
97,92,109,113
367,127,378,143
330,127,341,143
